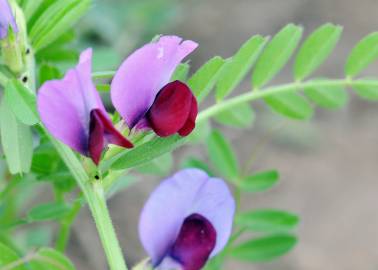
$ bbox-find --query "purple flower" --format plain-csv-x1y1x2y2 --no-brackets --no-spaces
111,36,199,137
0,0,18,39
37,49,133,165
139,169,235,270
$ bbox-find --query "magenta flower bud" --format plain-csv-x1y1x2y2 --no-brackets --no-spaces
0,0,18,39
111,36,199,137
139,169,236,270
37,49,133,165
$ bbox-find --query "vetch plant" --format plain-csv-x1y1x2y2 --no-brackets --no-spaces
0,1,378,270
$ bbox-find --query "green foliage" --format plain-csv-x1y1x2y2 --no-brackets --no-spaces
217,35,267,100
252,24,302,88
29,0,91,51
27,202,71,222
237,170,279,192
110,135,185,170
230,234,297,262
345,32,378,77
294,24,342,80
351,79,378,100
3,2,378,268
189,56,225,103
39,64,62,85
0,99,33,175
4,79,39,126
214,102,255,129
236,209,299,232
136,153,173,175
207,130,239,180
304,79,348,108
264,92,314,120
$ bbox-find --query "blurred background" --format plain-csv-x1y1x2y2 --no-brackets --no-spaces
59,0,378,269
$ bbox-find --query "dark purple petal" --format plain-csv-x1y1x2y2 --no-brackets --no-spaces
178,95,198,137
170,214,216,270
147,81,197,137
111,36,198,129
0,0,18,39
89,109,133,165
139,169,235,265
38,49,132,162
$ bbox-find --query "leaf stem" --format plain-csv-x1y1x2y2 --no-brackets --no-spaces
92,71,116,80
197,78,353,123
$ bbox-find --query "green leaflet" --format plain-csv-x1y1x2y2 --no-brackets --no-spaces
110,135,185,170
230,234,297,262
236,209,299,233
351,79,378,100
294,23,342,80
252,24,302,88
345,32,378,77
217,35,268,100
0,98,33,175
39,64,62,85
188,56,225,103
304,79,348,109
171,63,190,82
29,248,76,270
0,242,27,270
136,153,173,176
27,202,71,222
207,130,239,180
264,92,314,120
30,0,91,51
4,79,39,125
237,170,279,192
214,102,255,128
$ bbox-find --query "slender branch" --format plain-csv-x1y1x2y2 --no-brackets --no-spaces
49,136,128,270
55,200,82,252
92,71,116,80
197,78,355,123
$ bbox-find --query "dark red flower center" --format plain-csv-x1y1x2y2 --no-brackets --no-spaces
88,109,133,165
147,80,198,137
169,213,216,270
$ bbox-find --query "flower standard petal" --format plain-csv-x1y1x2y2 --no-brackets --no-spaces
38,49,132,163
111,36,198,129
138,169,235,266
0,0,18,39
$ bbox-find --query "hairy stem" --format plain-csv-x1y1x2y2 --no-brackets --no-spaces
50,137,128,270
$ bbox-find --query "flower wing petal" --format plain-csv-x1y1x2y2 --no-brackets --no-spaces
37,49,105,155
111,36,198,129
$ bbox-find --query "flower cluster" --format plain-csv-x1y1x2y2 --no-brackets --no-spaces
36,33,235,270
37,36,198,164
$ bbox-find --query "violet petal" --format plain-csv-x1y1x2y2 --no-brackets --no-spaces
111,36,198,129
0,0,18,39
138,169,235,266
38,49,111,155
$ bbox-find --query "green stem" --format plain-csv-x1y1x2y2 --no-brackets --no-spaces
49,136,128,270
197,79,355,123
55,200,81,252
92,71,116,80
